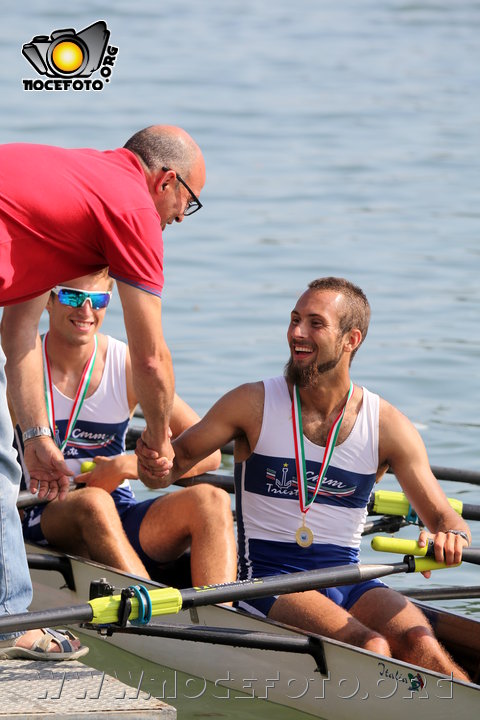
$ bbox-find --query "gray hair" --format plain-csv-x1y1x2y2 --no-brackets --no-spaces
124,126,198,179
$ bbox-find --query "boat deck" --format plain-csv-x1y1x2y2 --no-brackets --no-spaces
0,658,176,719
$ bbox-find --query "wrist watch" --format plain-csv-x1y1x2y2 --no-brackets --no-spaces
22,426,52,442
446,529,470,545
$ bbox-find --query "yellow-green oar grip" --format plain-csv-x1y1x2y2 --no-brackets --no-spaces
372,491,410,517
372,490,463,517
371,536,428,556
414,557,460,572
88,587,183,624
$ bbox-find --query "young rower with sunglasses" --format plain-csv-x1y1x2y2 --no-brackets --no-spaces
16,269,236,586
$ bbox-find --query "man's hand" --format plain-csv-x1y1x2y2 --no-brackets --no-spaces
418,528,469,578
24,437,73,501
135,433,173,488
75,455,137,494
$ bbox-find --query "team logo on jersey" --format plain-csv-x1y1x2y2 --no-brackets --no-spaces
68,428,116,450
265,463,296,496
22,20,118,91
291,475,357,498
265,462,357,498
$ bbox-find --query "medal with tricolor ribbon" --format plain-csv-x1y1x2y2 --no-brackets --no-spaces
42,332,97,452
291,381,354,547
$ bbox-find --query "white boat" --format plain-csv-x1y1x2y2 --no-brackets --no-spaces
26,541,480,720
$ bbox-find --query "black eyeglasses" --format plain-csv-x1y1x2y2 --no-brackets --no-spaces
162,166,203,216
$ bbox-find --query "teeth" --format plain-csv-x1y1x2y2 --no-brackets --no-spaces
295,346,312,353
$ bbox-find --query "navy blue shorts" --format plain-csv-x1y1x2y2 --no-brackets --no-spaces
22,491,160,577
115,496,160,576
237,538,387,616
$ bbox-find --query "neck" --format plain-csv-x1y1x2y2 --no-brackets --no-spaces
290,374,353,417
46,331,97,376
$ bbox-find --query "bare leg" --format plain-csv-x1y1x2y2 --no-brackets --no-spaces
268,591,392,656
40,487,150,578
138,484,237,587
350,587,469,681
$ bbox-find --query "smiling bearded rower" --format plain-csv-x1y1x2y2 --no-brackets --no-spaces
140,276,471,680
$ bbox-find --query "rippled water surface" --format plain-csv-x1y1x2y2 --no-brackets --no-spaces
2,2,479,717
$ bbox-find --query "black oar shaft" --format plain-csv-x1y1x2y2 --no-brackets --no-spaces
401,586,480,601
178,560,414,609
462,503,480,521
0,604,93,635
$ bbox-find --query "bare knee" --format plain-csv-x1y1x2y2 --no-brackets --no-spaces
346,623,391,656
364,634,391,657
73,487,117,529
186,485,233,523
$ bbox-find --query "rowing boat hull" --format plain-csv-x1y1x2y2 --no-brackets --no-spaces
26,543,480,720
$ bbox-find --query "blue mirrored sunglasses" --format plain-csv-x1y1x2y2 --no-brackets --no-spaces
52,286,112,310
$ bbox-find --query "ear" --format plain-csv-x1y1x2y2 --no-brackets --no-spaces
154,168,176,195
343,328,362,354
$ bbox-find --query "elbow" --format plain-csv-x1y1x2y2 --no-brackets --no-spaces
202,449,222,473
132,353,172,387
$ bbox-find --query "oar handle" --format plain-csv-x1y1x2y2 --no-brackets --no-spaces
371,536,480,566
371,536,429,556
370,490,463,519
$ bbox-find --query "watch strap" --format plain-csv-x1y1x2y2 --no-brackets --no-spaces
22,426,52,443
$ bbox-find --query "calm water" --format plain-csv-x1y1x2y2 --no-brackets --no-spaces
2,1,480,717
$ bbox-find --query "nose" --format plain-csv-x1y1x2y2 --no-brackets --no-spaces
78,298,95,315
175,214,185,223
291,321,306,338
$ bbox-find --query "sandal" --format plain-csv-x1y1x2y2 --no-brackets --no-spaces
0,628,89,661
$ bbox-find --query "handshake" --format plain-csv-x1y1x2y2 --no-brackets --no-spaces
135,431,175,489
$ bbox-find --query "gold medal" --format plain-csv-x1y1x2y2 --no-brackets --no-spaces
295,521,314,548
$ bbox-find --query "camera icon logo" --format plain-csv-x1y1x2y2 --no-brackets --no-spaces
22,20,110,79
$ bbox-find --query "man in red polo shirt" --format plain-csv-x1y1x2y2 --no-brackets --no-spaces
0,124,204,658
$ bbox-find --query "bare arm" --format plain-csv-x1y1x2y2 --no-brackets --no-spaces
140,382,263,489
116,281,175,476
1,296,72,499
79,341,223,493
379,399,471,566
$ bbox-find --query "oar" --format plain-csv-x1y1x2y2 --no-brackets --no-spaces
371,536,480,565
0,556,456,635
368,490,480,521
401,586,480,601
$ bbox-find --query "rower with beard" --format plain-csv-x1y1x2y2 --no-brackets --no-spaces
144,277,471,680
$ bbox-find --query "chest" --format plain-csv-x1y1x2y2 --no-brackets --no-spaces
301,405,359,448
52,363,104,401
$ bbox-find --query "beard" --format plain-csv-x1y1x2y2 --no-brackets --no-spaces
284,347,343,387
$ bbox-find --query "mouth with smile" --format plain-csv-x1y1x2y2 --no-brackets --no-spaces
70,319,95,332
291,344,315,360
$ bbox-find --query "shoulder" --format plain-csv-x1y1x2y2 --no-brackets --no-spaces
105,334,127,350
218,380,264,410
103,334,128,360
378,396,411,427
378,396,426,463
